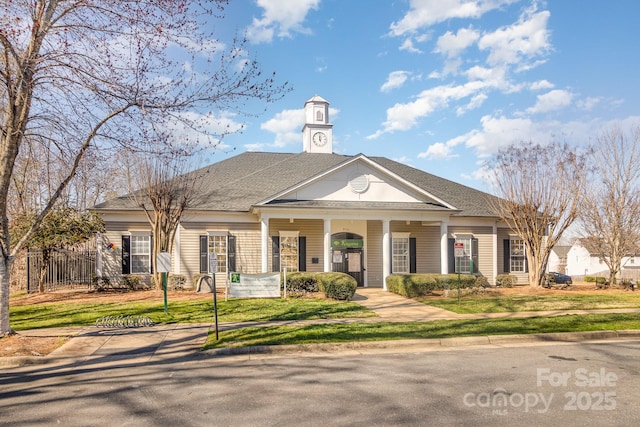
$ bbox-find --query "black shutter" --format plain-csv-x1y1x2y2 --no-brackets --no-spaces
503,239,510,273
122,235,131,274
272,236,280,272
524,247,529,273
298,236,306,271
199,235,208,273
409,237,417,273
228,235,236,272
448,238,455,274
471,238,479,274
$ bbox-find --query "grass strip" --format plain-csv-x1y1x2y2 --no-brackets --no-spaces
204,313,640,349
9,298,376,330
420,293,640,314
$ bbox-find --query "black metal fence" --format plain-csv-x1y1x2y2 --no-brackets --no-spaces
27,250,97,293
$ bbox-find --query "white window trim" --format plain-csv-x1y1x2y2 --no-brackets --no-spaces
454,234,474,274
129,233,152,274
207,232,228,273
279,230,300,272
509,236,526,273
392,232,411,274
279,230,300,238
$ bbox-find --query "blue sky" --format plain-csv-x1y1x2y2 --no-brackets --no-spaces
206,0,640,193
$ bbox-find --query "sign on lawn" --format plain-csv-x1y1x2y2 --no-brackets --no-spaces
454,242,465,258
156,252,171,273
229,272,280,298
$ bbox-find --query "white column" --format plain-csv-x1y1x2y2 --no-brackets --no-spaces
324,219,331,272
174,223,181,274
261,217,269,273
382,219,390,290
440,221,449,274
492,222,498,286
96,233,103,277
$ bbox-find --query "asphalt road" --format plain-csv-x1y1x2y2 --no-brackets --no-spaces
1,339,638,426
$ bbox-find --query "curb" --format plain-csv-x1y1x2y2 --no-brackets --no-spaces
202,329,640,357
3,329,640,368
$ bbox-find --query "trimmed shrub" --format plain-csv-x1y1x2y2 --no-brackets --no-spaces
495,274,517,288
91,275,111,291
474,275,490,288
169,274,187,290
585,276,606,284
316,272,357,300
283,272,320,297
386,274,476,298
122,274,142,290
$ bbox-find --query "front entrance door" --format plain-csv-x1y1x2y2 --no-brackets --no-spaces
331,233,364,287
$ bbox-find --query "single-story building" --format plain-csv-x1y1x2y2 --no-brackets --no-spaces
93,95,529,288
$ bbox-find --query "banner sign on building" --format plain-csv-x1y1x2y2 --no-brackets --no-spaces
331,239,363,249
229,272,280,298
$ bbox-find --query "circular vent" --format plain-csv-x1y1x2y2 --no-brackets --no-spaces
349,173,369,193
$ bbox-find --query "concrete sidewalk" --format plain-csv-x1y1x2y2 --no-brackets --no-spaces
3,287,640,367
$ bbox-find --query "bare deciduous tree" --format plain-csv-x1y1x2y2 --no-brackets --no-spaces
125,153,200,287
490,142,590,287
0,1,289,336
579,126,640,284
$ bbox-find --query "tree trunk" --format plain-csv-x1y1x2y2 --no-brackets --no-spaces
0,255,12,336
38,251,50,293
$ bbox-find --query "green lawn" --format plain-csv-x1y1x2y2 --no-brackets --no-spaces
420,293,640,314
9,292,640,351
205,313,640,349
9,297,376,330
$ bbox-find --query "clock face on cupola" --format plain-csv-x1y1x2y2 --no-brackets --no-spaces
302,95,333,153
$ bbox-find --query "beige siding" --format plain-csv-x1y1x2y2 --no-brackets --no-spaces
179,222,262,280
100,223,153,283
449,226,493,279
497,228,529,285
389,221,442,274
269,219,325,272
367,220,383,287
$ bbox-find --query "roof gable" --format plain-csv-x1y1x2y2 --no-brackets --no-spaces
94,151,500,217
259,154,453,208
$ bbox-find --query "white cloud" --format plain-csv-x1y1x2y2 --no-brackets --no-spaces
260,108,305,147
456,92,488,115
246,0,321,44
435,27,480,57
162,110,242,150
478,9,551,67
399,38,423,53
389,0,517,36
420,142,457,159
577,96,602,111
261,106,339,147
368,80,492,138
381,71,412,92
245,142,267,151
526,89,573,114
530,79,554,91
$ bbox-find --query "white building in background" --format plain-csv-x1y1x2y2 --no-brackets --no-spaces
559,239,640,280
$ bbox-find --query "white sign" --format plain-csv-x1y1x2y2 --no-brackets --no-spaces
156,252,171,273
454,242,465,258
230,272,280,298
208,252,218,274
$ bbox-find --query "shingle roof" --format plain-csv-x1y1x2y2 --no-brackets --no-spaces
94,151,499,217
